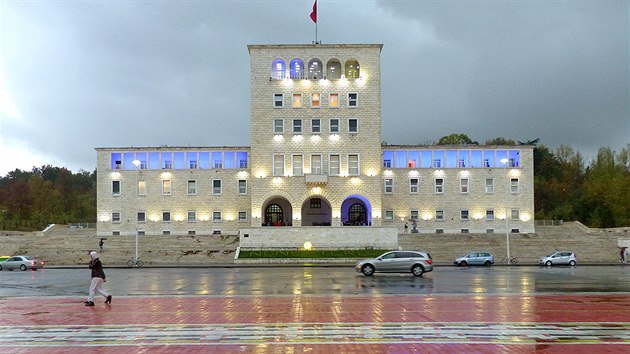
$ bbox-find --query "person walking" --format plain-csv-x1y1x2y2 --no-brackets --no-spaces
404,223,408,233
99,238,104,252
85,251,112,306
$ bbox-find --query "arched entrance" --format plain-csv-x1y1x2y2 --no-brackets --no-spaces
348,203,367,226
263,197,293,226
301,197,332,226
341,195,372,226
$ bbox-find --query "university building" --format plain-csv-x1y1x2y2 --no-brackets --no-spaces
96,44,534,248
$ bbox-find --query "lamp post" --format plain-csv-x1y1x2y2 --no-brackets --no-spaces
132,159,141,264
500,158,510,264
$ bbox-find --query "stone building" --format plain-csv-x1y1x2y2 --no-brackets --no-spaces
96,43,534,248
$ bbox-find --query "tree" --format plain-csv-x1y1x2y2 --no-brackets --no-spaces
436,133,477,145
485,137,516,146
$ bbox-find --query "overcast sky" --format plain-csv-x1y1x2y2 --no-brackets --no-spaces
1,0,628,176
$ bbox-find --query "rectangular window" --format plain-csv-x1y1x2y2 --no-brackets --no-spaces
329,154,340,175
163,211,171,223
138,180,146,196
486,209,495,221
162,230,171,236
461,229,470,234
311,118,321,133
384,210,394,221
310,198,322,209
292,93,302,108
162,180,171,195
348,118,358,133
311,155,322,174
486,228,495,234
433,159,442,168
273,154,285,176
485,178,494,194
329,93,339,108
348,93,358,107
435,210,444,221
460,178,469,193
384,178,393,194
460,210,469,220
212,180,222,195
274,93,284,108
410,210,419,221
188,180,196,195
238,211,247,222
293,119,302,133
511,208,520,220
435,178,444,194
112,181,121,196
137,212,146,223
238,179,247,194
348,154,359,175
436,229,444,234
188,211,196,222
213,211,222,222
383,159,391,168
112,212,121,223
189,160,197,169
188,230,196,236
292,155,303,176
311,93,320,108
511,178,520,193
330,118,339,133
274,119,284,134
409,178,419,194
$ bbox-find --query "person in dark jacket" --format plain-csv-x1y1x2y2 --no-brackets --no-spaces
85,251,112,306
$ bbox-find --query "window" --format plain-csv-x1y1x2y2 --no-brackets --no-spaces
213,180,222,195
329,93,339,108
383,159,391,168
410,210,419,221
329,154,340,175
292,155,303,176
112,181,121,196
138,180,146,196
348,154,359,175
485,178,494,194
290,58,304,79
486,209,495,221
162,230,171,236
112,231,120,236
435,210,444,221
163,211,171,223
436,229,444,234
112,212,121,223
310,198,321,208
274,93,284,108
308,59,323,79
460,210,469,220
511,178,520,193
326,59,341,80
511,208,520,220
384,178,393,194
433,159,442,168
461,229,470,234
274,119,284,134
238,179,247,194
384,210,394,221
213,211,222,222
238,211,247,222
162,180,171,195
460,178,469,193
409,178,419,194
293,119,302,134
511,228,520,233
292,94,302,108
311,93,320,108
348,93,358,107
348,118,358,133
188,230,196,236
311,118,320,133
345,60,360,79
311,155,322,174
188,211,196,222
271,59,285,79
486,229,495,234
273,154,284,176
188,180,196,195
435,178,444,194
330,118,339,133
137,212,146,223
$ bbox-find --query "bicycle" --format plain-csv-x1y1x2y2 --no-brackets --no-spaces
127,257,144,268
500,256,518,265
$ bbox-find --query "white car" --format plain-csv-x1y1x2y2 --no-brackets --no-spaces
0,255,45,271
540,251,576,266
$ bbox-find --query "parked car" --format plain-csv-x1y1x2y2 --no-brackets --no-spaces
355,250,433,276
540,251,576,266
454,252,494,266
0,256,45,271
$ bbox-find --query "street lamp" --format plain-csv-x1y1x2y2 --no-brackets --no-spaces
500,157,510,264
132,159,141,265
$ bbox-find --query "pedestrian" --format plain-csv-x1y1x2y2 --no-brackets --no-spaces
404,223,408,233
99,238,104,252
85,251,112,306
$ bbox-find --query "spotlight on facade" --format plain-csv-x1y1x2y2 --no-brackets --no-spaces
303,241,313,251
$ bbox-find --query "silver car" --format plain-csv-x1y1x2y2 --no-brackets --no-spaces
0,255,45,271
454,252,494,266
355,250,433,276
540,251,576,266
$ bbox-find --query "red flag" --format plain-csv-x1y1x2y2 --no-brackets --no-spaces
310,0,317,23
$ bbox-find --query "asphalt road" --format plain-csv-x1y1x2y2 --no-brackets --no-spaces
1,265,629,298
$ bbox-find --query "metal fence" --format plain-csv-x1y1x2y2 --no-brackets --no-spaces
535,220,564,226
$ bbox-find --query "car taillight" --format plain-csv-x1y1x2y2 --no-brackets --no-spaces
31,261,36,266
41,261,45,265
426,259,433,265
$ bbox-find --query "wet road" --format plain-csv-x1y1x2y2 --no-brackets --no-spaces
1,265,629,298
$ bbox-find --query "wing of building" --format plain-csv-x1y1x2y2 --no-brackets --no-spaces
96,43,534,248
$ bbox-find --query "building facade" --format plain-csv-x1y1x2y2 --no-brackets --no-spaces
96,44,535,242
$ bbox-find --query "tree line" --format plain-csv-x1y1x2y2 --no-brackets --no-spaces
0,138,628,231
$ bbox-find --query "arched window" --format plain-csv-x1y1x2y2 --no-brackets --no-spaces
271,59,286,79
308,59,323,80
265,204,284,226
345,59,360,79
326,59,341,80
290,58,305,79
348,203,367,226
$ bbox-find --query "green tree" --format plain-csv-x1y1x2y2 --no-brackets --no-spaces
436,133,477,145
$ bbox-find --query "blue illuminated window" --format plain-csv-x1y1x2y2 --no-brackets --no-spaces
271,59,286,79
